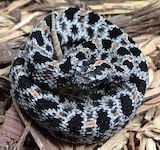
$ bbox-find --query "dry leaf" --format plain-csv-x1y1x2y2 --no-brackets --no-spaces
98,130,129,150
150,70,160,88
148,68,154,88
146,138,157,150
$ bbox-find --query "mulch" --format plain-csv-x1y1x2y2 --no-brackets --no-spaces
0,0,160,149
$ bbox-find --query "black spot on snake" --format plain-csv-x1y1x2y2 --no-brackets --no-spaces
120,94,133,117
82,41,97,51
107,99,114,108
44,14,52,30
139,61,148,72
121,39,127,45
87,27,94,38
61,21,66,31
102,39,112,50
12,57,25,66
98,27,105,33
123,60,133,69
76,52,86,60
101,53,108,60
36,99,58,110
68,36,73,44
82,60,88,67
57,33,62,44
71,25,78,35
128,37,135,44
30,31,44,46
18,76,33,89
74,38,86,47
59,57,72,73
78,15,85,22
33,52,52,63
97,109,110,133
115,65,124,72
101,63,111,69
117,47,130,56
130,74,146,94
89,55,96,64
27,62,35,72
111,57,117,63
68,115,83,135
105,20,112,25
129,47,141,56
88,12,100,24
65,7,79,21
109,27,123,39
91,66,103,75
46,45,52,51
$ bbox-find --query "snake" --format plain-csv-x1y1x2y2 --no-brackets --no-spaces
9,7,149,144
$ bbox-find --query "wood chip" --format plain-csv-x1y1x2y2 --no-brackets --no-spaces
146,138,157,150
150,70,160,88
98,129,129,150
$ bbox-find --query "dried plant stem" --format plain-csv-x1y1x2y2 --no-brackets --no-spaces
51,10,63,61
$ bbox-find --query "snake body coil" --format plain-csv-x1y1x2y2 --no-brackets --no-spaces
10,7,148,144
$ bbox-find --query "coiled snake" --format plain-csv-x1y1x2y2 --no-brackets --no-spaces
10,7,148,144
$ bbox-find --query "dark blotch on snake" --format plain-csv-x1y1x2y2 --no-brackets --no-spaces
65,7,79,21
130,74,146,94
68,115,83,135
27,62,35,72
139,61,148,72
71,25,78,35
105,20,112,25
102,39,112,50
18,76,33,89
115,65,124,72
130,47,141,56
82,41,97,51
88,12,100,24
120,94,133,117
44,14,52,30
76,52,86,60
111,57,117,63
87,27,94,38
97,109,110,133
30,31,44,46
46,45,52,52
109,27,123,39
128,37,135,44
117,47,130,56
36,99,58,110
59,57,72,73
12,57,25,66
101,63,111,69
33,52,52,63
123,60,133,69
101,53,108,60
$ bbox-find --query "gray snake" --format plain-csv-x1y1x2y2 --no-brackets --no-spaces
10,7,148,144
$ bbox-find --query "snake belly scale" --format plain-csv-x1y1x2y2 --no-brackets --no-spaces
10,7,148,144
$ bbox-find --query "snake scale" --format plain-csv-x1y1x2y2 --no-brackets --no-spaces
10,7,148,144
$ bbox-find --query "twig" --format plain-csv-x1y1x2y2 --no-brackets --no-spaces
51,10,63,61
